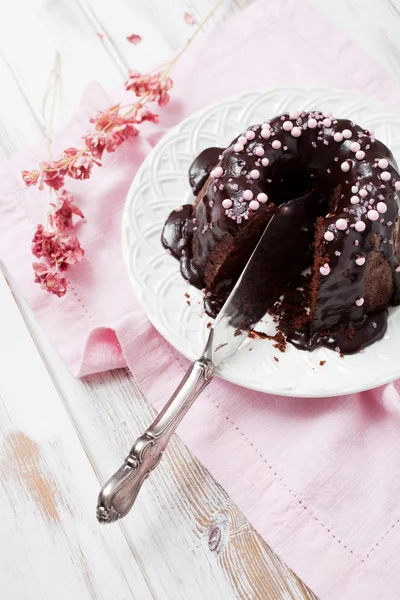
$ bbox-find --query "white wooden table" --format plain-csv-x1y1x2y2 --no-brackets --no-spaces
1,1,399,598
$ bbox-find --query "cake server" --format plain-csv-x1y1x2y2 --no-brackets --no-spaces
96,193,322,523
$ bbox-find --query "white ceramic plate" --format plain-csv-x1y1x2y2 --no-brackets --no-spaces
122,87,400,397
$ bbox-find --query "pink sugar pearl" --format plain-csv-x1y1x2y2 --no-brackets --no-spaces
238,135,247,145
336,218,347,231
246,130,256,140
350,142,361,153
211,166,223,178
261,122,271,129
250,169,260,179
351,185,358,193
324,231,334,241
367,209,379,221
249,200,260,211
222,199,232,209
282,120,293,131
350,195,359,204
322,118,332,128
341,161,351,172
378,158,389,169
307,118,317,128
355,297,364,307
261,157,270,167
257,192,268,203
395,181,400,191
355,220,366,232
377,201,387,214
243,189,253,201
289,110,300,120
261,129,271,139
271,140,281,149
381,171,391,181
291,127,302,138
234,143,244,152
323,111,332,118
255,145,264,156
333,132,343,142
355,256,366,266
356,150,365,160
320,263,330,276
342,129,352,139
359,189,368,198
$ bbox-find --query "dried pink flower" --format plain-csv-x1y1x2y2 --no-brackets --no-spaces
90,105,121,132
127,34,142,45
83,131,107,160
22,169,41,187
32,224,84,270
134,104,159,124
52,189,84,232
124,70,173,107
40,160,68,190
33,262,67,297
184,12,195,25
67,152,94,180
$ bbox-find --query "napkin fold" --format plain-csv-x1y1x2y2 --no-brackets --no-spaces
2,1,400,599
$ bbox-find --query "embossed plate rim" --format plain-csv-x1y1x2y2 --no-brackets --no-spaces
122,87,400,397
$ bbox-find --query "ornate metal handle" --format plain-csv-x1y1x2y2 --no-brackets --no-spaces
96,356,214,523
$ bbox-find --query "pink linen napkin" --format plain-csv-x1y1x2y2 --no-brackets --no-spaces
2,1,400,598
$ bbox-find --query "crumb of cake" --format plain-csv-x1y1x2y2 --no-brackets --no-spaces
185,292,190,298
249,329,287,352
346,329,355,340
340,352,344,358
319,360,326,366
274,357,279,362
206,322,212,328
250,330,269,339
186,300,190,306
273,331,287,352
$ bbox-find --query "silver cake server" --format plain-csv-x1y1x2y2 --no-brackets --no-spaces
96,193,323,523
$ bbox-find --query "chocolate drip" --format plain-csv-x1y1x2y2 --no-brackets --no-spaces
189,147,224,195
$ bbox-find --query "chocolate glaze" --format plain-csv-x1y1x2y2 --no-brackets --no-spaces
162,111,400,354
189,147,224,195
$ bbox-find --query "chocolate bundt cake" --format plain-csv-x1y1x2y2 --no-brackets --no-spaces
162,110,400,354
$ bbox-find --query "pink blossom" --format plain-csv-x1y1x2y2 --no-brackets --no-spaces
90,105,121,132
67,152,94,180
32,224,84,270
127,34,142,45
52,189,84,232
22,169,41,187
39,160,68,190
184,12,195,25
84,131,107,160
33,262,67,297
105,123,139,152
134,104,159,124
124,70,173,107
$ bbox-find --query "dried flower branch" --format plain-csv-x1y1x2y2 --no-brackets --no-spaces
23,0,224,297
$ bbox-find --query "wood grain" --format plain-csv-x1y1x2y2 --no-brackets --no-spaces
1,0,400,598
0,274,154,600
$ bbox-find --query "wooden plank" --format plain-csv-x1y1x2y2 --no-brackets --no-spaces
0,272,154,600
313,0,400,83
